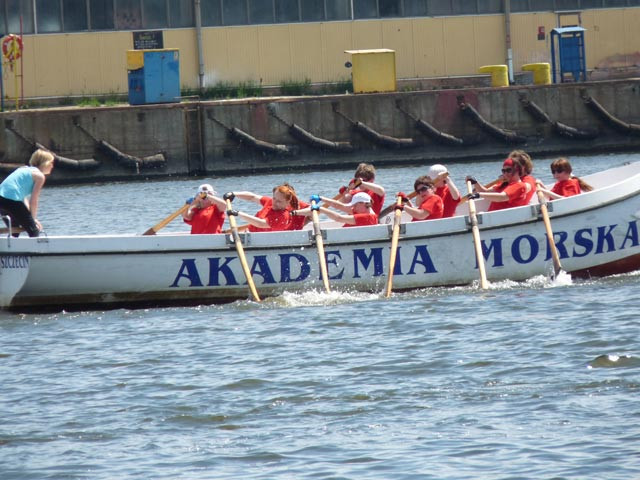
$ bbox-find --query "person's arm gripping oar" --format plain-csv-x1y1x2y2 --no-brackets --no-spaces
384,194,405,297
309,194,331,293
465,180,489,289
536,185,563,278
142,203,190,235
223,192,261,302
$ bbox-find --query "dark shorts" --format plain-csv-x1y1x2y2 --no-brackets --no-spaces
0,195,40,237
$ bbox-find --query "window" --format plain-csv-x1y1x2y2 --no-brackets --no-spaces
453,0,477,14
510,0,530,12
115,0,142,29
143,0,167,28
201,0,221,26
354,0,377,18
36,0,62,33
478,0,502,13
64,0,88,31
224,0,248,25
301,0,324,21
429,0,453,15
404,0,428,15
581,0,604,7
169,0,193,27
556,0,580,8
380,0,401,16
6,0,34,33
249,0,272,23
326,0,351,19
605,0,629,6
275,0,299,22
90,0,114,29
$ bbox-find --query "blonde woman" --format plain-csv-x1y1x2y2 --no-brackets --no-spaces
0,149,55,237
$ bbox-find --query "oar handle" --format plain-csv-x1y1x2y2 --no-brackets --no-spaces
310,197,330,293
384,195,404,298
466,180,489,289
143,203,190,236
536,187,562,276
224,194,261,302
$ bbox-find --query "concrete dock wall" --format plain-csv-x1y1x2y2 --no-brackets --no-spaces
1,79,640,184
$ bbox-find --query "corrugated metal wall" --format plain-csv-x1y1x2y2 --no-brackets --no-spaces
7,8,640,99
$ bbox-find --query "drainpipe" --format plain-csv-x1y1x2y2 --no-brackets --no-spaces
194,0,205,90
505,0,514,84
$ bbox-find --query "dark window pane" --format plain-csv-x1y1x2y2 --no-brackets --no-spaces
479,0,502,13
510,0,529,12
326,0,351,19
605,0,628,6
556,0,580,8
0,5,5,36
275,0,298,22
529,0,553,10
64,0,88,31
90,0,114,29
115,0,142,29
7,0,35,33
354,0,377,18
201,0,221,26
404,0,428,15
36,0,62,33
143,0,167,28
453,0,477,14
429,0,453,15
224,0,248,25
169,0,192,27
301,0,324,21
379,0,401,16
581,0,604,7
249,0,272,23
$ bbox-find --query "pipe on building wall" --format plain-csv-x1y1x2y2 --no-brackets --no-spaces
504,0,514,84
194,0,205,90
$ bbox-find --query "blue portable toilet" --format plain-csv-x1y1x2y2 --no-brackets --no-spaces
550,26,587,83
127,49,180,105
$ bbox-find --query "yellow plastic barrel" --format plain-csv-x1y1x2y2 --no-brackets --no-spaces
522,63,551,85
478,65,509,87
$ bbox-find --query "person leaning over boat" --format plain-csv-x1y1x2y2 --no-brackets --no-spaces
294,191,378,227
232,183,298,232
427,164,460,218
400,177,444,221
337,163,385,217
536,157,593,200
282,183,309,230
0,148,54,237
182,183,226,234
510,150,537,204
466,157,527,211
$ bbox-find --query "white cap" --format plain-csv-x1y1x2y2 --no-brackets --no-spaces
197,183,215,195
428,164,448,179
349,191,372,206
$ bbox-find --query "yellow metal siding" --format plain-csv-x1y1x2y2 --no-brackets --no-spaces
7,8,640,99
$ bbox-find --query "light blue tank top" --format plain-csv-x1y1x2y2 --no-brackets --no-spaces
0,166,36,201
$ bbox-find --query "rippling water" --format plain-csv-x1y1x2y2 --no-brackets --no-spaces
1,153,639,479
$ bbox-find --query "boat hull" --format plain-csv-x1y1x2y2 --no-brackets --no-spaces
2,162,640,310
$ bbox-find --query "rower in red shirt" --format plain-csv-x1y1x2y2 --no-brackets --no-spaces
338,163,385,217
537,157,593,200
510,150,537,204
467,157,527,211
233,184,299,232
427,164,460,218
402,177,444,221
182,183,227,234
295,191,378,227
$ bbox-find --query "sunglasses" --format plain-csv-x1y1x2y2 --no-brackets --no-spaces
551,168,564,174
501,168,513,174
416,185,430,193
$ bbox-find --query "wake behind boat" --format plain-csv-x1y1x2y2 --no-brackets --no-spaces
2,162,640,311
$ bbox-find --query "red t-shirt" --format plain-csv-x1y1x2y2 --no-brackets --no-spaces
287,200,309,230
343,212,378,227
488,181,527,212
183,205,225,234
551,178,581,197
521,174,537,204
435,185,459,218
412,195,444,221
248,196,291,232
350,188,385,216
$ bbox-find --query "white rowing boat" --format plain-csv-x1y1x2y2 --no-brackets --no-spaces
2,162,640,310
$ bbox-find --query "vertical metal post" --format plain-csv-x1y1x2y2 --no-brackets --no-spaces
194,0,205,90
504,0,514,84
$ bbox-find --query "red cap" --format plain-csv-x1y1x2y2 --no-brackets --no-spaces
503,158,514,167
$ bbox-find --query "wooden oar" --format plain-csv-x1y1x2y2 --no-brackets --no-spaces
224,193,261,302
536,186,563,278
378,172,448,220
310,196,330,293
466,180,489,289
142,203,190,236
384,195,404,298
458,178,502,205
0,226,25,235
